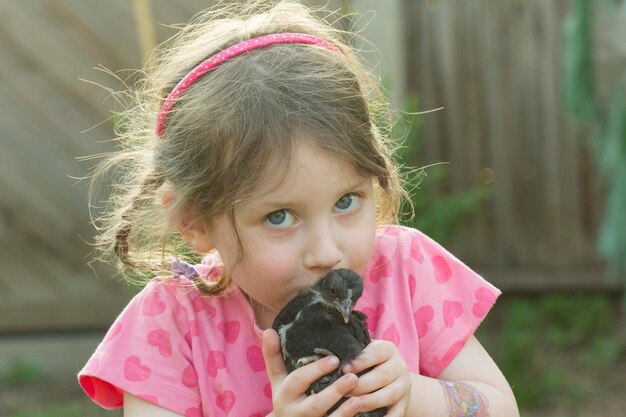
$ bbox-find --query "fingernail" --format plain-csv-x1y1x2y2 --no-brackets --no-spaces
347,397,362,411
342,364,353,373
328,356,340,367
343,373,357,385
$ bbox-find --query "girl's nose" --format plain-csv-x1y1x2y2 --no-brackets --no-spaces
303,224,342,272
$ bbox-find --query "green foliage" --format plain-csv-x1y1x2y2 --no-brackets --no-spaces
563,0,626,277
482,294,619,407
395,95,489,244
9,405,82,417
562,0,596,121
0,360,44,385
597,91,626,271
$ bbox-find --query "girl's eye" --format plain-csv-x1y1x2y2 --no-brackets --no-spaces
264,209,295,229
333,193,361,213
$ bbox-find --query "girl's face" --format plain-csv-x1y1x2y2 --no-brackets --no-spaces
208,141,377,329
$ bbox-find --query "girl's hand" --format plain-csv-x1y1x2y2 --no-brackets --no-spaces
343,340,412,417
262,329,364,417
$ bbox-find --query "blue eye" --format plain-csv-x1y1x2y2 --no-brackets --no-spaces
334,193,361,213
265,209,295,229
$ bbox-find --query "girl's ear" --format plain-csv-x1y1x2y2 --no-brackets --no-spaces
162,189,214,253
177,220,214,253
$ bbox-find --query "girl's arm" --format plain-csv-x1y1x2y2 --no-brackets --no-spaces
347,335,519,417
409,335,518,417
124,392,185,417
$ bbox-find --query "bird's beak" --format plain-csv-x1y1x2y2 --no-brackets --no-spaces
339,299,352,324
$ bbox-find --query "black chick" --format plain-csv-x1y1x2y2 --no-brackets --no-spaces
272,268,385,417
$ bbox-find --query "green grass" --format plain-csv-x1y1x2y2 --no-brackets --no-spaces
477,293,621,408
9,405,83,417
0,360,44,385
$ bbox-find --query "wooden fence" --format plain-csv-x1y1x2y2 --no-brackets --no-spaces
403,0,623,291
0,0,621,333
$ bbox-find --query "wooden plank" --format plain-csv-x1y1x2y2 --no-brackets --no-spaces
44,0,141,69
0,297,133,333
0,99,88,239
0,238,136,333
0,2,118,114
480,266,623,293
0,244,60,306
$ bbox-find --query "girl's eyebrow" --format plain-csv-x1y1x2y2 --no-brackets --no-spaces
250,176,372,212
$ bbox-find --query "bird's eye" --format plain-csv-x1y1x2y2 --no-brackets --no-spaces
330,288,336,296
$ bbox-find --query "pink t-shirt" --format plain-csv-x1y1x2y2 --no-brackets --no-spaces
78,225,500,416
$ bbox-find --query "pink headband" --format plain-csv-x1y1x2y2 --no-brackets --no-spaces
156,33,338,136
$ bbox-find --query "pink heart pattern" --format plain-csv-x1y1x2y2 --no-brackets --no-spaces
142,292,166,316
410,239,424,263
103,322,122,343
246,346,266,372
124,355,151,381
443,300,463,328
205,304,217,317
217,320,241,343
216,390,236,413
138,394,159,405
191,296,205,313
147,329,172,357
414,305,434,338
408,274,417,299
185,407,202,417
368,256,392,283
473,287,496,318
206,350,227,377
361,303,385,332
181,364,198,388
432,255,452,284
428,339,466,377
188,320,199,337
382,323,400,346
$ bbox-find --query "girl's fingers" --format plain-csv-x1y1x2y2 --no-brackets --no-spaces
348,358,397,395
262,329,287,386
281,355,342,399
342,340,394,374
305,373,362,416
356,376,405,412
377,399,406,417
263,328,360,416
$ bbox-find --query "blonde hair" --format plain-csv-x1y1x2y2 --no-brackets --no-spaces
90,0,404,294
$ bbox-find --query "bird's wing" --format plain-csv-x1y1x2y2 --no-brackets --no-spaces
272,291,313,330
348,310,371,347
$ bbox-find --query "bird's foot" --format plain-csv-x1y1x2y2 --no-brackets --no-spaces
313,348,335,358
296,348,337,368
296,355,324,367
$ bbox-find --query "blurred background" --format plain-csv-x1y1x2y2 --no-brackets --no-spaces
0,0,624,416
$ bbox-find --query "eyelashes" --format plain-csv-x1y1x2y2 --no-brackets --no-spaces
263,193,363,229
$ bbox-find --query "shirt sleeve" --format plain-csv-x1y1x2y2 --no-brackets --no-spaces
78,278,202,416
406,228,501,377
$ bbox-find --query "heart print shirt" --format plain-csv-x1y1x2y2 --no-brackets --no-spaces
78,225,500,416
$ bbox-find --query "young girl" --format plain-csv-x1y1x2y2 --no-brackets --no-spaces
78,1,519,416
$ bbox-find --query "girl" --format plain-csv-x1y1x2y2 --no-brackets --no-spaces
79,1,519,416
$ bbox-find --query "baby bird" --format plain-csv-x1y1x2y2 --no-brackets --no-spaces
272,269,385,416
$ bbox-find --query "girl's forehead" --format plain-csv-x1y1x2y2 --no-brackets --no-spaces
248,142,364,200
